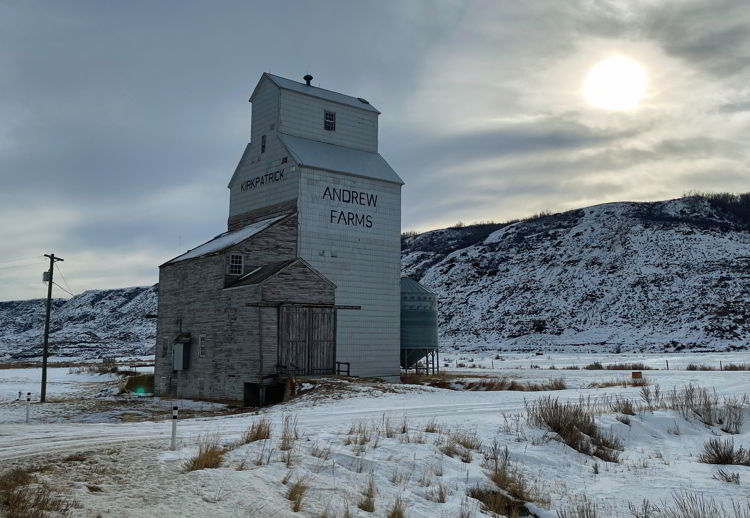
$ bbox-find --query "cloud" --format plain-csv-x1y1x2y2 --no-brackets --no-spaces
1,0,749,298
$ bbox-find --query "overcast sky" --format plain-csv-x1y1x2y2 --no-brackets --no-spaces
1,0,749,300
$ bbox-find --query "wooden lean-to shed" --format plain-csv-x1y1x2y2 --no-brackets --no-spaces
155,213,342,405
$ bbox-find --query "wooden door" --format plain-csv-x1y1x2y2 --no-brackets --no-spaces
279,306,336,375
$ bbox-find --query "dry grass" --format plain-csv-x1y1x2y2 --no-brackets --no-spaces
0,467,75,518
526,396,623,462
467,486,528,517
280,414,300,451
386,496,407,518
714,469,741,484
241,418,271,444
451,431,482,451
286,478,309,512
585,362,651,371
610,397,637,416
183,435,226,472
556,496,598,517
358,475,377,513
423,419,440,433
588,378,649,389
427,482,448,503
698,438,750,466
463,377,567,392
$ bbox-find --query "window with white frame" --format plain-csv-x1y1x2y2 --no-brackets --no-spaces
324,111,336,131
229,254,243,275
199,335,206,358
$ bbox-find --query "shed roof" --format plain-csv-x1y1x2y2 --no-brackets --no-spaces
163,214,287,265
251,73,380,114
225,257,336,290
280,134,403,185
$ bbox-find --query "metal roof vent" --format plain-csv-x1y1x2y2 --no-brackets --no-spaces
303,74,313,86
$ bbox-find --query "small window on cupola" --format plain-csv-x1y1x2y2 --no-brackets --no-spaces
324,111,336,131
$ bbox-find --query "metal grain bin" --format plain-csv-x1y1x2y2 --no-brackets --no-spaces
400,277,438,371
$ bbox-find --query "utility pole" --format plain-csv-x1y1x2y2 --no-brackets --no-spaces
40,253,63,403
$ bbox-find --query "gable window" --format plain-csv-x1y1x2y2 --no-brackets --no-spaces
261,134,266,153
229,254,243,275
324,111,336,131
199,335,207,358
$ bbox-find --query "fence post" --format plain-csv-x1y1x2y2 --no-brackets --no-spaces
170,405,178,451
25,392,31,423
666,360,669,370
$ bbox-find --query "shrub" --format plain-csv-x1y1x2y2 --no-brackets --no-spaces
698,438,750,466
611,398,636,416
584,362,603,370
183,435,226,472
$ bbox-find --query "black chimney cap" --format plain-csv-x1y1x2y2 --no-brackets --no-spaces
303,74,313,86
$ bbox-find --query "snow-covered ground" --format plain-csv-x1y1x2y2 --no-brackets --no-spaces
1,352,749,517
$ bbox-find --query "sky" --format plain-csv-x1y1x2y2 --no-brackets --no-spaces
1,0,749,300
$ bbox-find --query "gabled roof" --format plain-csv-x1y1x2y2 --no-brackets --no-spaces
162,214,288,266
279,134,404,185
250,73,380,114
225,257,336,290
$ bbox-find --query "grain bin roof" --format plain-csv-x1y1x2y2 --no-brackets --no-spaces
251,73,381,113
163,214,287,265
280,134,404,185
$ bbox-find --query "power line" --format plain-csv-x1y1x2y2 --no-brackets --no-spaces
54,262,72,294
52,281,74,297
0,260,46,270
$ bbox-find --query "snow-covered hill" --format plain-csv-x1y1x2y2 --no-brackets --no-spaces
0,286,157,360
402,195,750,353
2,195,748,360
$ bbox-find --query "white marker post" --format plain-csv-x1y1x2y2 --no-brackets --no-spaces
170,405,178,451
25,392,31,423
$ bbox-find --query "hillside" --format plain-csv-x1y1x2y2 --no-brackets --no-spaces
402,194,750,353
2,194,749,360
0,285,157,360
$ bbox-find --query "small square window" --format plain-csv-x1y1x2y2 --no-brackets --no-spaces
229,254,243,275
199,335,206,358
324,111,336,131
261,134,266,153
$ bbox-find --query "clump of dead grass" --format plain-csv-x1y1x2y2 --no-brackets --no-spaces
358,475,377,513
0,467,75,518
286,477,309,512
526,396,623,462
183,434,226,472
386,495,407,518
241,418,271,444
698,438,750,466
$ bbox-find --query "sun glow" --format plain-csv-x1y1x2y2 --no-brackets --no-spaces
583,56,647,111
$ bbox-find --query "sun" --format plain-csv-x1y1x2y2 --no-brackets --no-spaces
583,56,647,111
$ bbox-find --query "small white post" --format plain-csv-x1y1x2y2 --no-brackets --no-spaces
25,392,31,423
170,405,178,451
